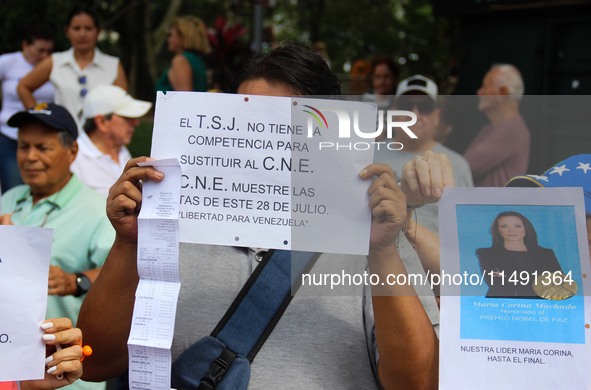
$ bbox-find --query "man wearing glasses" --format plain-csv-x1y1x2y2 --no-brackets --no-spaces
0,103,114,334
71,85,151,196
374,75,473,232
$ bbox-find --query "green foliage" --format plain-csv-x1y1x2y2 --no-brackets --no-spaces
128,119,154,157
0,0,73,52
0,0,452,95
270,0,453,88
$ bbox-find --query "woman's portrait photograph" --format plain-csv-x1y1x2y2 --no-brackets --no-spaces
454,203,584,343
477,210,576,299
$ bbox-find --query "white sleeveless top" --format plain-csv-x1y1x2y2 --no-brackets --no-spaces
0,51,54,139
50,48,119,125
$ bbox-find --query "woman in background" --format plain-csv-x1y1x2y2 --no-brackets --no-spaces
362,56,399,110
0,23,54,192
17,5,127,124
156,15,211,92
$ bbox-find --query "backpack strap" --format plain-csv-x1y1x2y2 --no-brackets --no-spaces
212,249,320,361
186,250,320,389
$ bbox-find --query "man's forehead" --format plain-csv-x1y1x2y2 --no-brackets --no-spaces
237,79,299,97
487,68,504,83
30,39,53,47
18,121,62,138
374,65,392,74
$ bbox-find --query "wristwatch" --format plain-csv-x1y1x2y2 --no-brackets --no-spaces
73,272,91,297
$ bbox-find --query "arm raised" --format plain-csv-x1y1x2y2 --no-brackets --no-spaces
361,164,438,390
77,157,163,381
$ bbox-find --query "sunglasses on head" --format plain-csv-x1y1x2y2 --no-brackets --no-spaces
78,75,88,97
395,96,436,114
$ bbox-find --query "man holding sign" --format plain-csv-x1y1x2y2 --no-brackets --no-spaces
79,44,446,389
0,102,113,390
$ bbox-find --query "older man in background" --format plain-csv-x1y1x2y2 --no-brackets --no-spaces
0,102,113,390
464,64,530,187
71,85,151,196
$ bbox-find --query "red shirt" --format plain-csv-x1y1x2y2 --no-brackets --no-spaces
464,114,531,187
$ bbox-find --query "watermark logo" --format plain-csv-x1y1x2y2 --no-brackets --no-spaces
302,105,329,130
302,106,419,151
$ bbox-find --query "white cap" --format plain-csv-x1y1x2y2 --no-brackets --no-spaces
83,85,152,119
395,75,438,100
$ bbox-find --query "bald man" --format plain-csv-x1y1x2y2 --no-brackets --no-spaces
463,64,531,187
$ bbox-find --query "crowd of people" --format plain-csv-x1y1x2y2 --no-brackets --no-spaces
1,4,590,390
0,6,535,197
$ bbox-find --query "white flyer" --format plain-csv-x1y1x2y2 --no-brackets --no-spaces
439,187,591,389
151,91,376,255
0,225,52,381
128,158,181,390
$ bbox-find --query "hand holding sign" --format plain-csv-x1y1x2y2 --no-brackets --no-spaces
20,318,84,388
400,151,454,206
106,157,164,243
151,92,377,255
359,163,407,252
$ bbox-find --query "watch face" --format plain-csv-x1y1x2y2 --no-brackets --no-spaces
76,274,91,292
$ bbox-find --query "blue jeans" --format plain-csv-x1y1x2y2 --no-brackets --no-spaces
0,132,22,193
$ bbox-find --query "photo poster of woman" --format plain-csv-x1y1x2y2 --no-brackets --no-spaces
456,203,583,343
439,187,591,390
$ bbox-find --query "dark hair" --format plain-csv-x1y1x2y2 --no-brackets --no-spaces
66,5,101,29
371,56,400,81
22,23,54,45
83,114,113,135
57,130,76,147
83,118,96,135
234,43,341,95
490,211,538,249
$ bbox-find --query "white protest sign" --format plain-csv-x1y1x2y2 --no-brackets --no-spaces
439,187,591,389
0,226,52,382
151,92,376,255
